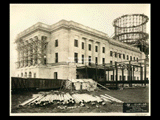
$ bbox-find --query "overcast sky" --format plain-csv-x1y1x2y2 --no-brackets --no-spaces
10,4,150,76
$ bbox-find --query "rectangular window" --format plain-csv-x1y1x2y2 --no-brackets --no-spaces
25,72,27,78
127,55,129,60
34,73,36,78
21,73,23,77
110,61,112,65
102,58,105,65
89,56,91,66
74,39,78,47
134,57,135,61
119,76,122,81
123,54,125,59
111,75,113,81
95,57,98,64
55,53,58,63
115,52,117,58
95,46,98,52
74,53,78,63
119,54,121,58
137,58,139,62
54,72,58,79
88,44,91,51
130,56,132,61
102,47,105,53
55,39,58,47
82,42,84,49
44,57,46,65
123,76,126,81
82,55,84,64
110,51,113,56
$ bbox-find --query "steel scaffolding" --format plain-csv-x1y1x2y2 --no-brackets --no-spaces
113,14,149,56
15,36,48,68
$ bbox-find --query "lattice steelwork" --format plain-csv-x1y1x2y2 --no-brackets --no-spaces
15,36,48,68
113,14,149,55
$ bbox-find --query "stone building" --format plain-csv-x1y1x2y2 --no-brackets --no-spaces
15,20,147,81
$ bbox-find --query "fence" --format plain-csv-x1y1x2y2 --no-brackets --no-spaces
11,77,66,91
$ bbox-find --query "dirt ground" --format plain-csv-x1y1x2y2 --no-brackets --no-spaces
11,86,149,113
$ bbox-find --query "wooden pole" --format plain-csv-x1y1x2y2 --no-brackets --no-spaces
130,62,132,87
140,63,143,86
108,70,109,81
144,59,147,87
122,66,124,87
104,64,106,81
115,62,118,89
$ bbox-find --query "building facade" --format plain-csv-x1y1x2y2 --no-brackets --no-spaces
15,20,147,81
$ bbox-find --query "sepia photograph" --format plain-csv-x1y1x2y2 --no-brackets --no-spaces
10,3,150,116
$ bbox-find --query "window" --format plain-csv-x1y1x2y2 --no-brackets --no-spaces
123,54,125,59
74,39,78,47
95,57,98,64
123,76,126,81
137,58,138,62
110,61,112,65
34,73,36,78
110,51,113,56
134,57,135,61
130,56,132,61
88,44,91,51
55,53,58,63
21,73,23,77
127,55,129,60
44,56,46,65
102,47,105,53
82,55,84,64
74,53,78,63
29,72,32,78
111,75,113,81
55,39,58,47
119,76,122,81
102,58,105,65
115,52,117,58
89,56,91,66
95,46,98,52
25,72,27,78
54,72,58,79
119,54,121,58
82,42,84,49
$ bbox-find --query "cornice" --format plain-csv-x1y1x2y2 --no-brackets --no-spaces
15,20,142,53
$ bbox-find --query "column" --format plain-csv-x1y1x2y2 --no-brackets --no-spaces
115,62,118,88
98,42,102,64
92,40,95,64
85,38,88,66
113,69,114,81
28,43,31,67
122,66,124,87
37,36,42,65
108,70,109,81
32,40,36,66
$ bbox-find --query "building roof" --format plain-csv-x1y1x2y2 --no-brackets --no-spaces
15,19,142,53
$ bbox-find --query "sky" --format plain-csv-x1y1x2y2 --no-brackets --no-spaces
10,4,150,76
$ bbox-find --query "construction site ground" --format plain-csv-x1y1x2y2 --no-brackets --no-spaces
11,86,149,113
